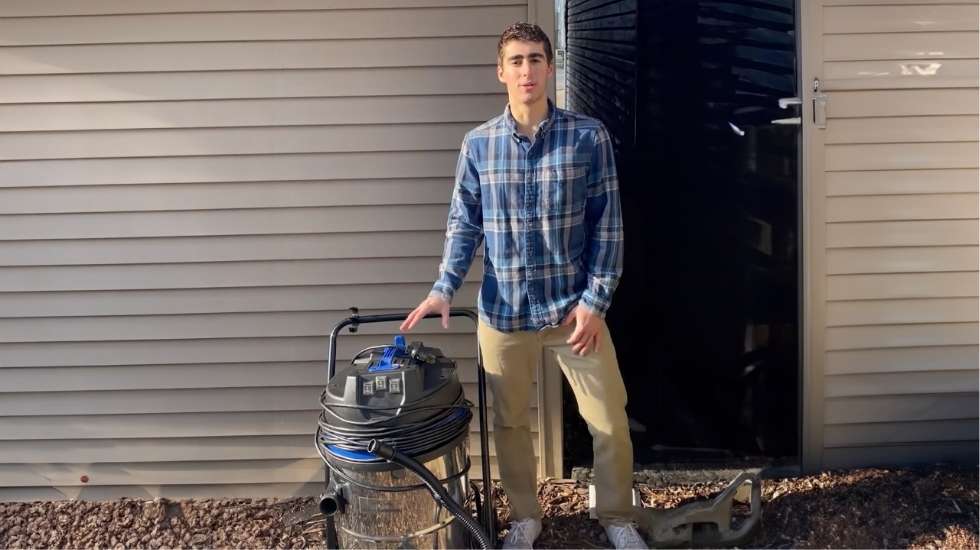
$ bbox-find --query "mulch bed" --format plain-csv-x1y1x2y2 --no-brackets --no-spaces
0,466,975,549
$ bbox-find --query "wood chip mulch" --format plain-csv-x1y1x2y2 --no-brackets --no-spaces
532,467,978,549
0,466,975,549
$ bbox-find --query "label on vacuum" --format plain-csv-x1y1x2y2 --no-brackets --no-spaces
358,496,400,514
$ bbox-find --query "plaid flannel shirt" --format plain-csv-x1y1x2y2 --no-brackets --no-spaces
430,100,624,332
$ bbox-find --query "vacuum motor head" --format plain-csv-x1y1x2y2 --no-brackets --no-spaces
318,335,470,467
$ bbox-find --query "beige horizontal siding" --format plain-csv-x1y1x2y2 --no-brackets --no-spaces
825,194,978,221
826,323,979,351
2,123,474,161
828,89,978,118
0,482,324,502
826,298,979,326
0,258,482,291
822,0,977,4
823,4,979,34
826,142,979,171
826,169,978,196
825,393,978,424
823,59,978,86
0,207,454,240
0,232,453,266
0,0,525,17
826,220,978,247
0,151,460,187
0,179,455,214
0,95,504,132
0,67,501,104
0,37,498,75
825,419,979,447
825,370,979,397
0,460,327,489
819,25,979,92
825,116,978,144
0,232,482,268
0,411,325,440
0,67,502,104
0,284,481,317
823,442,978,469
809,0,979,469
0,436,320,463
827,246,979,274
825,31,978,61
0,6,524,45
0,1,535,500
825,345,979,375
827,272,978,300
0,388,342,416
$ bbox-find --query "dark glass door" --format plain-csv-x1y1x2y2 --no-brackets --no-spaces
565,0,801,468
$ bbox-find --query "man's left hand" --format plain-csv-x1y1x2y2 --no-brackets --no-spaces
562,304,604,356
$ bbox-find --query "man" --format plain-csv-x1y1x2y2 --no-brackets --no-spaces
400,22,646,549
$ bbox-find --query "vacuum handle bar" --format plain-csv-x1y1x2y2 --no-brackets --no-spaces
324,307,496,542
326,308,477,381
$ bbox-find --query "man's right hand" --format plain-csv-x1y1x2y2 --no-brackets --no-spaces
399,295,450,332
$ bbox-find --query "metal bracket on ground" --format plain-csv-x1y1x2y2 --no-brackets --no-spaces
634,471,762,547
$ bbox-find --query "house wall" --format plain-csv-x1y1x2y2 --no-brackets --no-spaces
0,0,556,501
802,0,979,470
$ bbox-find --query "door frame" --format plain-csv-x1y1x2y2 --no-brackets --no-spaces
800,0,829,474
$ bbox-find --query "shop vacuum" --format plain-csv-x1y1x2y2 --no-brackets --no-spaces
314,308,497,549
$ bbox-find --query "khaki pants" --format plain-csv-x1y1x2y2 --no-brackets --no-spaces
477,319,635,525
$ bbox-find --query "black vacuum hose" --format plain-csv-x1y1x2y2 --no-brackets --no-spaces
368,439,494,550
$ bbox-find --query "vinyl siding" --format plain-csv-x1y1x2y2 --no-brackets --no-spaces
0,0,542,501
811,0,979,469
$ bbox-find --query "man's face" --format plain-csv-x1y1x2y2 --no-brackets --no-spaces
497,39,553,106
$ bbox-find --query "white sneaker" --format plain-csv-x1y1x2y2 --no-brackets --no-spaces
605,522,648,549
502,517,542,549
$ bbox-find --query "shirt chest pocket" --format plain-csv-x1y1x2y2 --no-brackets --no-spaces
540,164,588,214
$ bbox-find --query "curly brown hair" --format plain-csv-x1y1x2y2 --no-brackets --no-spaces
497,22,553,65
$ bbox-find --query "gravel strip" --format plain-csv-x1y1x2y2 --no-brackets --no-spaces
1,466,975,549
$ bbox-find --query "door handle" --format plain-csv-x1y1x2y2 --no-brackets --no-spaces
771,117,802,125
778,97,802,109
771,96,802,125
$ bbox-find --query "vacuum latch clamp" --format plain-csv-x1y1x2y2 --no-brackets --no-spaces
348,307,360,333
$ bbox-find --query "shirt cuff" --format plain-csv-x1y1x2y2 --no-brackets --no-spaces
580,287,612,318
429,281,455,304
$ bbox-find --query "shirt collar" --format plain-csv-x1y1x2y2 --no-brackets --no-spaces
503,98,557,140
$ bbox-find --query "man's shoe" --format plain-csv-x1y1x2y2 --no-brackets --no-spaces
502,517,542,549
605,522,648,549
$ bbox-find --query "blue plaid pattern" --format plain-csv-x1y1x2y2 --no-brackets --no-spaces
430,100,624,332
